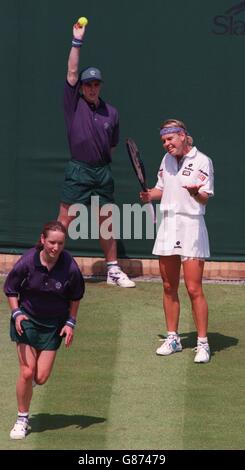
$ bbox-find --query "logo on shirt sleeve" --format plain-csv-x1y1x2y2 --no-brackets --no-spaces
198,169,208,182
198,174,206,182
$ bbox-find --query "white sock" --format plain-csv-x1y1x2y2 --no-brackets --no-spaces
198,336,208,344
17,411,29,423
107,261,119,272
167,331,178,337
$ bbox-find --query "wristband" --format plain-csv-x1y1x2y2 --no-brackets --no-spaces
11,308,23,320
72,38,83,48
66,317,77,329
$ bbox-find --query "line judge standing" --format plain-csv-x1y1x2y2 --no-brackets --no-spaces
58,19,135,288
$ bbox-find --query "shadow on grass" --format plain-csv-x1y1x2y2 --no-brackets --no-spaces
88,256,144,281
29,413,106,432
158,331,238,356
85,276,105,284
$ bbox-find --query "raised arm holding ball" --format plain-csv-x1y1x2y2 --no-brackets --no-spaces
57,19,135,288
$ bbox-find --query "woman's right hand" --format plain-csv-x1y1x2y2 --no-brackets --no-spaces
140,189,153,203
15,314,29,336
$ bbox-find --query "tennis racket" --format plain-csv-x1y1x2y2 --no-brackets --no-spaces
126,138,156,223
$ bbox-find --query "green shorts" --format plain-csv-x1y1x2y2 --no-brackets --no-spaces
10,315,64,351
60,160,115,206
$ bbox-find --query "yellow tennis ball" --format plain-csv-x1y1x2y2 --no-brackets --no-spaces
78,17,88,27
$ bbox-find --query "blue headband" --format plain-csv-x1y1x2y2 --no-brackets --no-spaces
160,126,187,136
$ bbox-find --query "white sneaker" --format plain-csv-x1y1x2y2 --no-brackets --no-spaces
107,268,136,288
10,420,30,440
194,342,210,363
156,335,182,356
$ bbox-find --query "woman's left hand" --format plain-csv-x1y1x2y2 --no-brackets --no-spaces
182,184,204,196
60,325,74,348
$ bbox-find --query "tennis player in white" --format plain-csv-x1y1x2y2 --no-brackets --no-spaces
140,119,214,363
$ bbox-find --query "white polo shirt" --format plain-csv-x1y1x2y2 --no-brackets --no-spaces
155,146,214,215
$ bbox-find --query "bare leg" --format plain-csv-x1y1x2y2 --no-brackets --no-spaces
58,203,118,263
182,259,208,337
58,203,74,230
99,212,117,262
16,344,37,413
35,350,57,385
159,255,181,332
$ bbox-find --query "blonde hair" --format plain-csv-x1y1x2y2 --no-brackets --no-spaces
160,119,193,146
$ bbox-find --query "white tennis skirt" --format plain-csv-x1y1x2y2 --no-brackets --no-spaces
152,211,210,258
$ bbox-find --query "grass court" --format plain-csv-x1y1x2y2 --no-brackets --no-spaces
0,278,244,450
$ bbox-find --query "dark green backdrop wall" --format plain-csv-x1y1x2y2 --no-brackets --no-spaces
1,0,245,260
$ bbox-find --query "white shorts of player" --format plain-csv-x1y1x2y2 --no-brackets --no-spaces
153,212,210,258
